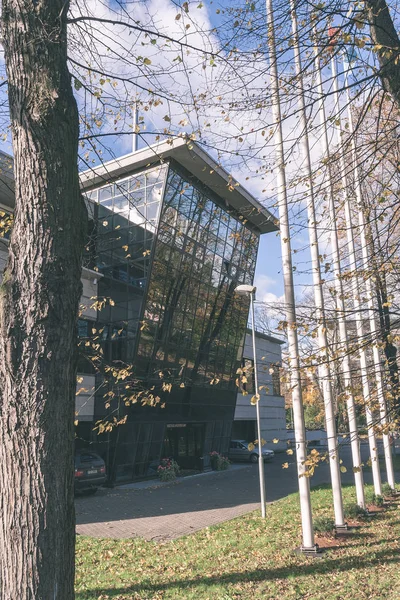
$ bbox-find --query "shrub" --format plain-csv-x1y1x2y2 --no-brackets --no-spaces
313,516,335,535
344,503,369,519
372,494,384,507
364,488,385,507
157,458,180,482
364,488,375,505
382,483,397,497
210,451,230,471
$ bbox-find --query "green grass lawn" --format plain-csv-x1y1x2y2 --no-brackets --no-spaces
76,484,400,600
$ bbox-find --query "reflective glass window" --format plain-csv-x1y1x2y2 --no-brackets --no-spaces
83,164,168,365
137,163,259,390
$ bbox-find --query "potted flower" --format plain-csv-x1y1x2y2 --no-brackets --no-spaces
209,451,230,471
157,458,180,482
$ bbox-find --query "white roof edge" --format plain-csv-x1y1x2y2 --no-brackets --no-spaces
80,139,278,234
0,142,279,234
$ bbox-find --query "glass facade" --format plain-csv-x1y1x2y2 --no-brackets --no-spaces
83,165,167,366
136,163,258,387
79,159,261,481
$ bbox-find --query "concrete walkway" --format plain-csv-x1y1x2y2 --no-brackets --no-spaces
75,443,390,542
76,464,259,541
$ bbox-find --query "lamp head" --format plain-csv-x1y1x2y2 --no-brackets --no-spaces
234,284,256,296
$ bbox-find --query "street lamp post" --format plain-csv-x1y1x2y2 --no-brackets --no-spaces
235,284,267,518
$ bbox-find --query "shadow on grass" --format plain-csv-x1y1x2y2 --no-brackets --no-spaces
336,531,372,542
76,546,400,599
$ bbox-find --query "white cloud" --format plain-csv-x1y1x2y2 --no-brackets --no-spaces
254,274,277,299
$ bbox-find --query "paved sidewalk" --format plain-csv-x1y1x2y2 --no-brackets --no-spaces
75,444,386,542
76,465,260,541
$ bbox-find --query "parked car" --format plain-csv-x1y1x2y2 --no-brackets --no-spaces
229,440,275,463
74,449,106,494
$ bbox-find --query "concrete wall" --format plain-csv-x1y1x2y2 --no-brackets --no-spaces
75,374,96,421
0,242,8,280
234,332,287,451
286,428,328,447
80,268,99,321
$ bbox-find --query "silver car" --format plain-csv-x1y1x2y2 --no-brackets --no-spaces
229,439,275,463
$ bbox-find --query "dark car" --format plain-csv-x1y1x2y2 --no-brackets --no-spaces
74,449,106,494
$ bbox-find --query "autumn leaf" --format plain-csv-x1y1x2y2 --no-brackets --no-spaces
282,462,289,469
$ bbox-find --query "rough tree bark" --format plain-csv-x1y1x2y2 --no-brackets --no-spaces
0,1,86,598
365,0,400,108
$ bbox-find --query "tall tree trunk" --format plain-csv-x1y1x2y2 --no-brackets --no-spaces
0,1,86,598
365,0,400,108
365,206,400,416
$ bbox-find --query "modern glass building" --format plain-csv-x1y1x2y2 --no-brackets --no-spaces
0,141,278,482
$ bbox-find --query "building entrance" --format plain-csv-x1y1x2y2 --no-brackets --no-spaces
163,423,205,470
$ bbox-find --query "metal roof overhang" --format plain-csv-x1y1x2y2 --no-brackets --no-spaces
80,139,278,235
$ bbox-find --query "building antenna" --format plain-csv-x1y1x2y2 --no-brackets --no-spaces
330,49,382,496
265,0,317,553
132,95,139,153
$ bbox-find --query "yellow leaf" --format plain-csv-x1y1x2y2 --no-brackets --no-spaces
282,462,289,469
272,438,279,444
340,466,347,473
248,443,255,452
250,394,260,405
286,449,293,455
